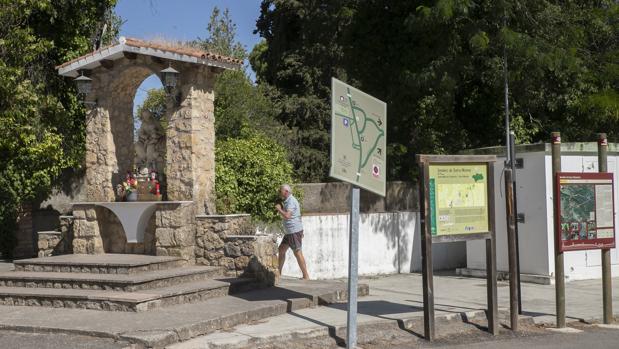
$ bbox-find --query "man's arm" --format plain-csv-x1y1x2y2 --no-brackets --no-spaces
275,204,293,219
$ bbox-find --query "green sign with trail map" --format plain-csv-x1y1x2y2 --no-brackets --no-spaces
330,78,387,196
428,163,490,236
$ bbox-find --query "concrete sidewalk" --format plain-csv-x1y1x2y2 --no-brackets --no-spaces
171,273,619,348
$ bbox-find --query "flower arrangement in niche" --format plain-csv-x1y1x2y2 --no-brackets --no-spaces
116,167,162,202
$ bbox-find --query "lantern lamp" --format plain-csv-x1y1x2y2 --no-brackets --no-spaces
160,65,180,93
74,72,93,96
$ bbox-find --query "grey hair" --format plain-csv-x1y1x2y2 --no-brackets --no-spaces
280,184,292,193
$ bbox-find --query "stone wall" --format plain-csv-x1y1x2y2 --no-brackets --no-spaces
37,231,63,257
298,181,418,214
195,214,278,285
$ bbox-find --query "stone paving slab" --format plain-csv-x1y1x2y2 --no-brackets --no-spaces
0,266,222,285
0,278,365,347
14,254,181,266
13,254,186,274
0,278,243,302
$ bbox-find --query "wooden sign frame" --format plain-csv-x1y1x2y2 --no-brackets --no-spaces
417,154,498,340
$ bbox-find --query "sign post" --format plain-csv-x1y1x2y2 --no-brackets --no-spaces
330,78,387,349
551,132,565,328
417,155,498,340
598,133,613,324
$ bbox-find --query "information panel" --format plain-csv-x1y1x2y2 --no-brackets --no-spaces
556,172,616,252
330,78,387,196
428,163,490,236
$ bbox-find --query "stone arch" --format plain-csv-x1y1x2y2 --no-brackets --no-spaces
91,59,166,194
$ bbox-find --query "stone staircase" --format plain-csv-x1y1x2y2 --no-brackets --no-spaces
0,254,257,312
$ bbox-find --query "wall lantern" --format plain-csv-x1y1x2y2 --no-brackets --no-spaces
74,72,93,96
160,65,180,93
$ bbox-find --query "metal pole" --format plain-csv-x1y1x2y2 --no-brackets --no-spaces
503,16,511,162
598,133,613,325
510,132,523,314
347,186,360,349
551,132,565,328
505,168,519,331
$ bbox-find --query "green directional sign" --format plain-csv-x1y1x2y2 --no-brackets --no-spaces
330,78,387,196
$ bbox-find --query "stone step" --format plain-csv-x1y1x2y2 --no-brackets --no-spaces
13,254,185,274
0,266,224,292
0,278,256,312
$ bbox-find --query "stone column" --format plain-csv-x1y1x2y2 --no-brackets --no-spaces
83,72,118,202
71,204,104,254
166,65,216,215
155,202,196,263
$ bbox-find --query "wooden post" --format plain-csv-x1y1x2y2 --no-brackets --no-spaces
505,168,519,331
598,133,613,325
551,132,565,328
419,160,435,341
487,162,499,335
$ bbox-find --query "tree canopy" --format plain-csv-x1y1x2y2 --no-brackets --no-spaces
252,0,619,181
0,0,119,256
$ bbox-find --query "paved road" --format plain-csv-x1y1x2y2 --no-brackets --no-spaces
0,331,131,349
424,326,619,348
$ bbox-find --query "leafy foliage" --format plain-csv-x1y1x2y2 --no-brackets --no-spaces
215,135,296,222
253,0,619,181
0,0,118,256
252,0,357,182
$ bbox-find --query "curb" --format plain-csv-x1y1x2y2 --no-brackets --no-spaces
186,310,497,349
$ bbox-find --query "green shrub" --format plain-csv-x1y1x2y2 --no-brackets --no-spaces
215,134,299,222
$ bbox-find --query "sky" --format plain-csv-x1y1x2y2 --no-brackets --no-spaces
115,0,263,112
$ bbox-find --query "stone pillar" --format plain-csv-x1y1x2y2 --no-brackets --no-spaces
166,66,216,215
83,106,117,202
154,202,196,263
71,205,104,254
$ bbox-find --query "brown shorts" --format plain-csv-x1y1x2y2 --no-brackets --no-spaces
281,231,303,251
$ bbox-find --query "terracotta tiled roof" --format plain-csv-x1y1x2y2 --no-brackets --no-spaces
56,37,243,70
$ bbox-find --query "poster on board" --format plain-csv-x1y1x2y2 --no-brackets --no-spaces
556,172,616,252
428,163,490,237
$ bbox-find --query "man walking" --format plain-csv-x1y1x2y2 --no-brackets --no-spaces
276,184,310,280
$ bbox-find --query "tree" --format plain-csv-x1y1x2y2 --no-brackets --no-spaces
254,0,619,181
192,7,293,145
194,7,246,60
346,0,619,166
0,0,118,257
252,0,357,182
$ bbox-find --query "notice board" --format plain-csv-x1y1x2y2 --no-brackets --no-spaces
555,172,616,252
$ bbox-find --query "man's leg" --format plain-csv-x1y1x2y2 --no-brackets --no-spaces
278,243,289,276
292,249,310,280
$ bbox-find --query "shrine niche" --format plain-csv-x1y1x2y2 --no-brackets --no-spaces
56,37,242,257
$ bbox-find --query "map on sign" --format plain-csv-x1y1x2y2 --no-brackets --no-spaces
428,164,489,236
330,78,387,196
557,172,616,251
